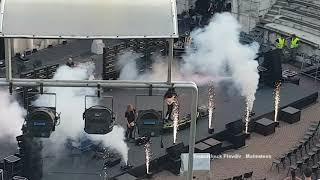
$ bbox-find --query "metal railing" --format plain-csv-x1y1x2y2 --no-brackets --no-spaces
299,53,320,82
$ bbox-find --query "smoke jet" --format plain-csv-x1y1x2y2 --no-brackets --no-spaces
117,51,141,80
118,13,259,109
182,13,259,114
0,90,26,142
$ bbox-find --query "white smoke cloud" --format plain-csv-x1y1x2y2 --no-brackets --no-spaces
183,13,259,108
118,13,259,110
118,53,182,81
88,126,128,163
0,90,26,142
35,62,129,163
117,51,140,80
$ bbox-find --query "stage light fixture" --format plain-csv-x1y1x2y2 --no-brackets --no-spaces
83,95,115,135
26,107,59,138
136,109,163,137
25,93,60,138
83,105,115,134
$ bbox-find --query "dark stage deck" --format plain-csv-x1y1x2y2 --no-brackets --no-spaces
33,83,317,180
0,41,318,179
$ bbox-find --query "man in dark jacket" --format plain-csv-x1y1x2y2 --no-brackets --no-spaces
125,104,136,140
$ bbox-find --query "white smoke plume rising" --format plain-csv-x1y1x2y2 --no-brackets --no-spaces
117,52,181,81
117,51,140,80
35,62,129,163
89,126,128,164
118,13,259,110
0,90,26,142
182,13,259,107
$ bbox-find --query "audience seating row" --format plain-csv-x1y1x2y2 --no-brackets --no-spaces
271,120,320,179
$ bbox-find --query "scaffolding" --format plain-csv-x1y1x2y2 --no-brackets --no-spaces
299,52,320,81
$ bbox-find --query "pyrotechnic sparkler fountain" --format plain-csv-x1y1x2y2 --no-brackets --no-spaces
172,98,179,144
244,98,253,134
101,167,108,180
208,83,215,130
274,81,281,122
144,141,151,174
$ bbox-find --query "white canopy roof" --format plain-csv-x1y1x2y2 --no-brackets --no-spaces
0,0,178,39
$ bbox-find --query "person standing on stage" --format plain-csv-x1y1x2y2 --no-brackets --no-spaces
164,88,177,123
125,104,136,141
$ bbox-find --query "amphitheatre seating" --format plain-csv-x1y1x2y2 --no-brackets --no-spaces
270,120,320,178
222,171,254,180
262,0,320,47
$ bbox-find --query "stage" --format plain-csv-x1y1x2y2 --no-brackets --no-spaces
35,83,317,180
0,41,318,179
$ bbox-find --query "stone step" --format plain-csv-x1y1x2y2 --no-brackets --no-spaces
269,9,280,15
290,0,320,11
273,4,282,9
273,18,320,36
260,18,273,24
279,9,320,26
264,13,277,20
275,0,288,6
261,15,274,24
283,16,320,30
283,6,320,20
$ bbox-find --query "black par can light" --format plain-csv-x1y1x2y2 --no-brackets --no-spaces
26,107,57,138
83,106,115,135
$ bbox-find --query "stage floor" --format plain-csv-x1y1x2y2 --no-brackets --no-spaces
0,41,318,179
36,83,317,180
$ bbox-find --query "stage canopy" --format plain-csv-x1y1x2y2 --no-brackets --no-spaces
0,0,178,39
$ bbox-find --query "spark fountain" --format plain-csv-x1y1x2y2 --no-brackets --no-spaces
208,83,215,134
144,141,151,175
172,98,179,144
274,81,281,123
244,98,253,134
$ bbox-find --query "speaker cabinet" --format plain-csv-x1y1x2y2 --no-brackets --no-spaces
262,49,283,86
225,119,244,135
